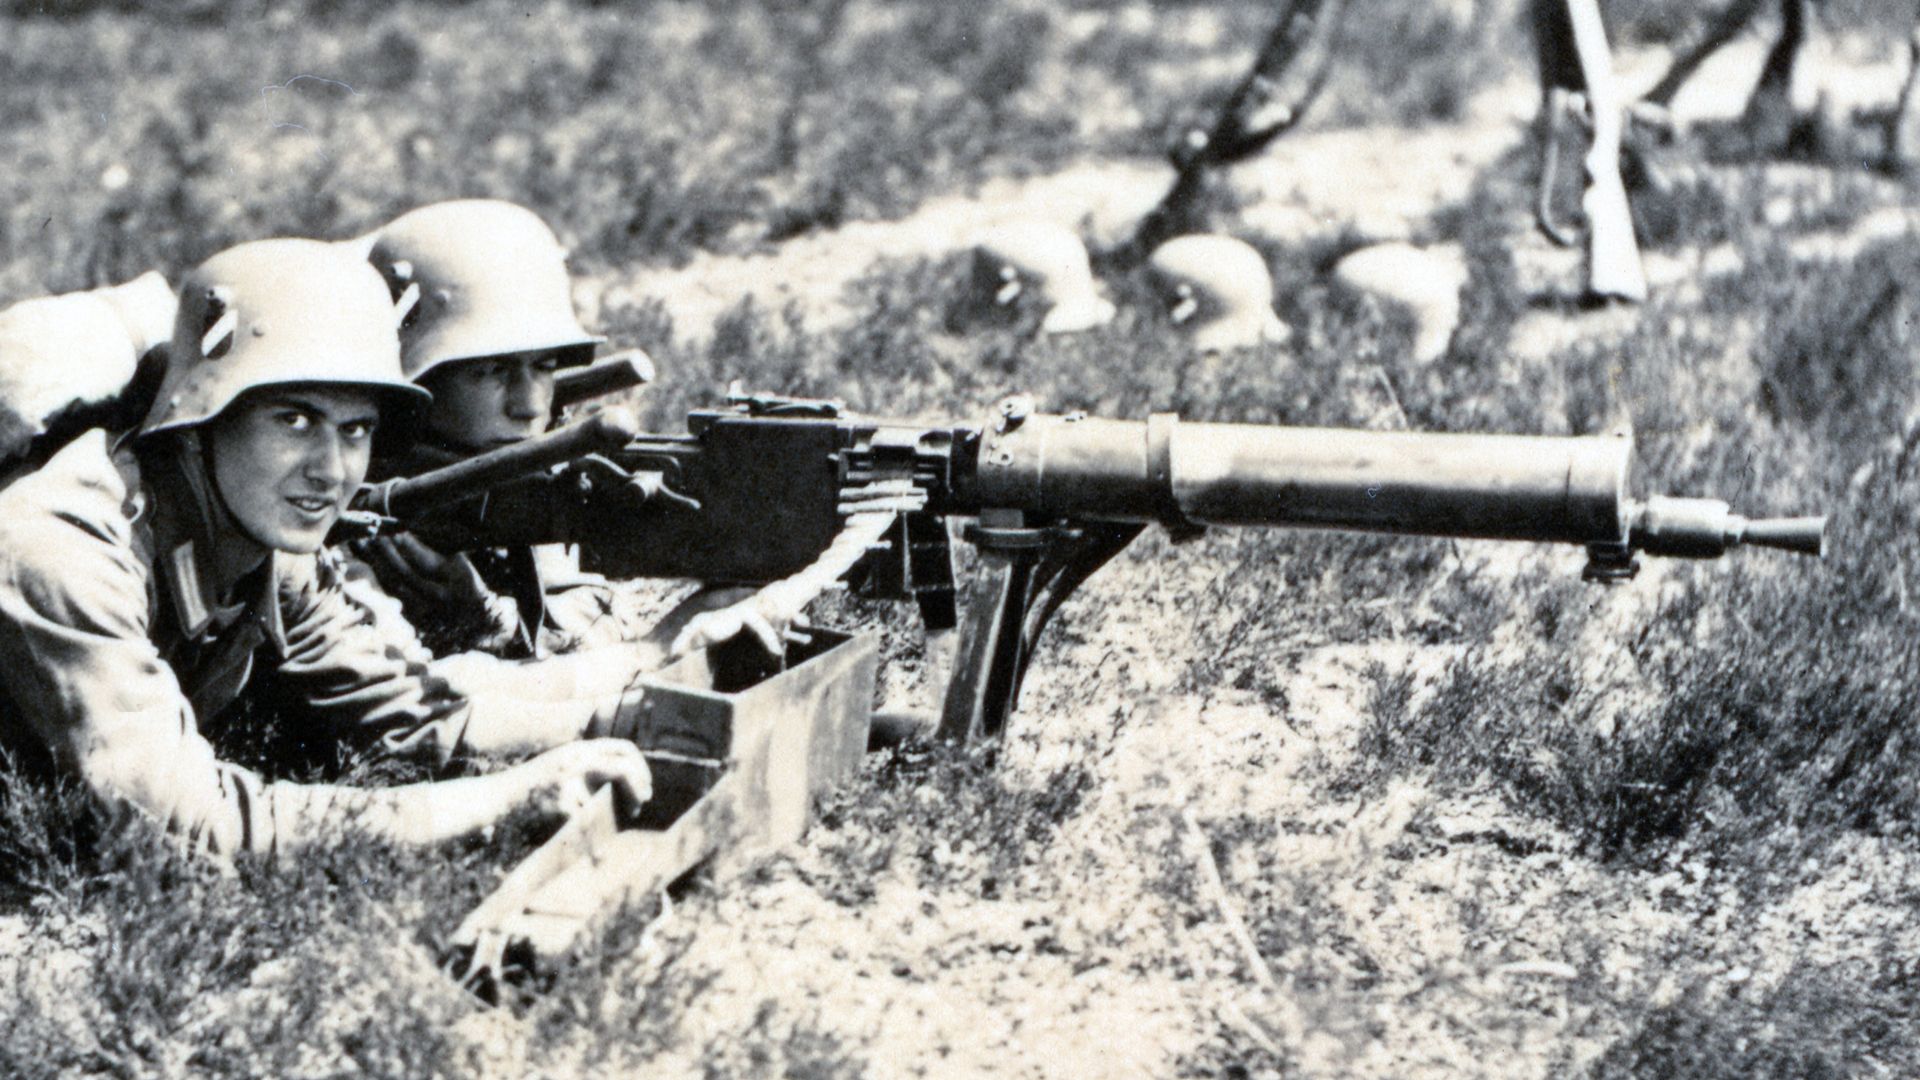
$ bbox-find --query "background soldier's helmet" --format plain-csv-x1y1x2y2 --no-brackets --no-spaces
1147,234,1290,353
1332,241,1469,366
971,220,1115,335
363,199,601,384
140,238,427,437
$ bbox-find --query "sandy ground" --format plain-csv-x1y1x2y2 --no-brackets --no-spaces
465,542,1920,1079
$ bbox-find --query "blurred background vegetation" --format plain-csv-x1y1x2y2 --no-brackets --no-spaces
1,0,1547,297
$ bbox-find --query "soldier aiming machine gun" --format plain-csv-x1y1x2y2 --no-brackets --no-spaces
369,386,1825,747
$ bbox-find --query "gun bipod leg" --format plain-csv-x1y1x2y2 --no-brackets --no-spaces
1018,522,1145,673
937,522,1044,744
936,518,1145,746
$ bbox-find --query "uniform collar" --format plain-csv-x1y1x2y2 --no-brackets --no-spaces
130,430,283,645
160,539,283,644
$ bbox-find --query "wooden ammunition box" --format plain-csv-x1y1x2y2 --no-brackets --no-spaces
623,629,878,848
453,629,878,967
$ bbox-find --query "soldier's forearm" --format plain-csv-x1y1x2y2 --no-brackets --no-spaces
457,692,602,755
268,772,536,849
562,640,671,698
430,641,665,704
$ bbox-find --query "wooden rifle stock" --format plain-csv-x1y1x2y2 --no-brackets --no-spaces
1564,0,1647,301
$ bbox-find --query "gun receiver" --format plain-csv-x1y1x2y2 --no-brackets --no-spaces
386,392,1827,743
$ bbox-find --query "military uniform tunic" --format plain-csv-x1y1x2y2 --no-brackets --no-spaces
0,430,474,855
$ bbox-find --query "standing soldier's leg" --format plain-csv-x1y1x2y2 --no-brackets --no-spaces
1642,0,1773,108
1741,0,1809,154
1533,0,1587,246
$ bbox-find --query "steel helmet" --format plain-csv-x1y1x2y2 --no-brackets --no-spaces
972,221,1114,335
1148,234,1289,353
364,199,600,384
140,238,428,437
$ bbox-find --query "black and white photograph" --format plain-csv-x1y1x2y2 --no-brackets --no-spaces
0,0,1904,1075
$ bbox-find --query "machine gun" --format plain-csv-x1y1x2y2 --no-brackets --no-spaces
414,387,1822,981
382,386,1825,746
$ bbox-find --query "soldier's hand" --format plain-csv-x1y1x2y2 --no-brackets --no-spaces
527,739,652,818
668,594,811,659
361,534,492,606
353,533,521,651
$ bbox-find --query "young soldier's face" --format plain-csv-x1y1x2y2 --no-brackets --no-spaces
420,350,560,452
207,385,380,553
